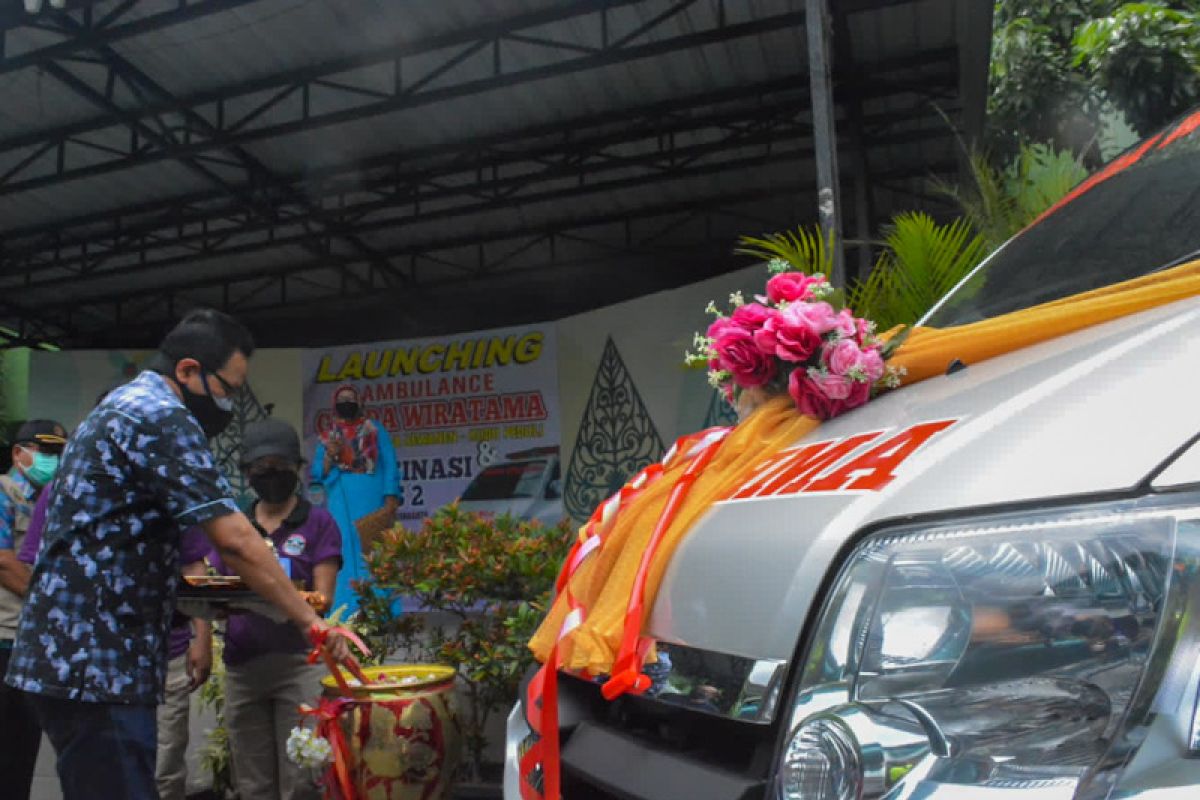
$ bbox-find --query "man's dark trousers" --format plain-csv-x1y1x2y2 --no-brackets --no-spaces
27,691,158,800
0,644,41,800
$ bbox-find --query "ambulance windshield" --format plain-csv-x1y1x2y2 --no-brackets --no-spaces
924,111,1200,328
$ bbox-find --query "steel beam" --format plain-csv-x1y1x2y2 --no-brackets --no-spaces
834,5,876,280
0,49,959,280
3,123,955,298
806,0,844,286
25,159,955,326
47,14,407,288
0,0,262,60
0,1,809,195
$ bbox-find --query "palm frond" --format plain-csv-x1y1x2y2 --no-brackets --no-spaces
735,224,835,277
848,212,987,331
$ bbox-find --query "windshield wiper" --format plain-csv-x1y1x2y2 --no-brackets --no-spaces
1150,246,1200,275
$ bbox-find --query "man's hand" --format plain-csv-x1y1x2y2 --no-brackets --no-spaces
308,618,351,662
0,549,31,597
203,513,325,634
323,451,335,474
186,637,213,692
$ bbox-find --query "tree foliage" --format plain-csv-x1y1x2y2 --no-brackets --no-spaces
354,504,573,781
939,142,1089,252
989,1,1200,159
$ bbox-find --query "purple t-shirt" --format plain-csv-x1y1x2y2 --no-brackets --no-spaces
168,527,214,659
17,484,52,565
210,500,341,666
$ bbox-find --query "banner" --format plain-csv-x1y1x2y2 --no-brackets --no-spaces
302,324,562,526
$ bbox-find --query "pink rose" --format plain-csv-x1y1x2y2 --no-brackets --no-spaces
753,301,840,363
843,379,872,411
789,370,840,420
823,339,887,383
855,317,874,343
730,302,774,332
812,371,852,400
789,301,840,335
789,369,872,420
766,272,827,304
753,305,822,363
714,327,776,388
832,309,858,339
824,339,863,376
707,316,734,340
859,347,885,382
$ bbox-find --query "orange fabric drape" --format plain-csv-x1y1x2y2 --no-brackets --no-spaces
530,259,1200,673
528,397,818,673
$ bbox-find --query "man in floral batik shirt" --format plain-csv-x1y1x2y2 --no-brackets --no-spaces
5,309,351,800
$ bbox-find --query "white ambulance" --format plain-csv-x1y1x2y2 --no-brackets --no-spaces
505,115,1200,799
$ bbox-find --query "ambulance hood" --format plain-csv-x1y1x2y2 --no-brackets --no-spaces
646,296,1200,663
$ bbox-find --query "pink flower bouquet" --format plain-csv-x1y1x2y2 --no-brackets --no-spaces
686,260,903,420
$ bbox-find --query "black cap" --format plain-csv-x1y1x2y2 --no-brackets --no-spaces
240,419,302,466
14,420,67,451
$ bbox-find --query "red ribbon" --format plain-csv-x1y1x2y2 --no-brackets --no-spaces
602,433,723,701
308,623,374,697
519,428,730,800
301,697,356,800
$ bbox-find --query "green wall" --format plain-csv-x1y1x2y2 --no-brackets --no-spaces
1,348,30,426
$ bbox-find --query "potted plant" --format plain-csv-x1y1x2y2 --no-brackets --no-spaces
354,503,573,791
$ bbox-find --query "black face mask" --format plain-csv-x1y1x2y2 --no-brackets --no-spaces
250,469,298,504
335,402,360,420
173,370,235,439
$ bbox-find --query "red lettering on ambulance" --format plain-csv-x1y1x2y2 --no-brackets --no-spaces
804,419,957,492
773,432,884,495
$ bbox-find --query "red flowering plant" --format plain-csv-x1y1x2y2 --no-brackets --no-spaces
354,503,573,782
686,259,905,419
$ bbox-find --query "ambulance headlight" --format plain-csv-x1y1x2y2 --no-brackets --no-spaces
776,497,1200,800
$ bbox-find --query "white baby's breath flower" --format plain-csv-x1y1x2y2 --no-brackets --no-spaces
705,300,719,315
810,282,835,299
707,369,730,388
879,365,907,389
767,258,791,274
286,726,332,770
728,291,745,307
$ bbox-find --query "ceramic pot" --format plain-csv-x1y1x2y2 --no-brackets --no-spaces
321,664,463,800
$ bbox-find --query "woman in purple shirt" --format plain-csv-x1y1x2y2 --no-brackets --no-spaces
210,420,341,800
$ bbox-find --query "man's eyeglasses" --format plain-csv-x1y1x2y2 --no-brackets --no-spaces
206,369,242,398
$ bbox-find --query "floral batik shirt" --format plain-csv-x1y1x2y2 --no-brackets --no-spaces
4,371,239,704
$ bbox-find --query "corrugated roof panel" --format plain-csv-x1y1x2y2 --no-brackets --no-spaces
0,0,992,344
114,0,568,97
0,160,211,229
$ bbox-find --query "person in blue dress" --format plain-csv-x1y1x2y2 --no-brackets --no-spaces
310,384,399,613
